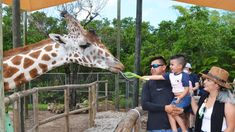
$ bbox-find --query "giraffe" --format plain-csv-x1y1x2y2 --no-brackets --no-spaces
3,12,124,91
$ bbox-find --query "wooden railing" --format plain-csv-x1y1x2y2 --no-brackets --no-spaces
115,107,146,132
4,80,108,132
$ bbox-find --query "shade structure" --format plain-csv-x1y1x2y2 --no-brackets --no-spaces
2,0,75,11
175,0,235,11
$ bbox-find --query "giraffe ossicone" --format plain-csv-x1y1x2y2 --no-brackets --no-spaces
3,12,124,91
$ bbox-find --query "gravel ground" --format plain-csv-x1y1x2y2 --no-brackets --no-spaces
85,111,126,132
8,110,126,132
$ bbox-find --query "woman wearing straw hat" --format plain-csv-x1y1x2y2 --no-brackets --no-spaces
191,66,235,132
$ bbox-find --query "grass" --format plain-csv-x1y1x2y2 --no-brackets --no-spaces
27,104,48,111
6,104,49,111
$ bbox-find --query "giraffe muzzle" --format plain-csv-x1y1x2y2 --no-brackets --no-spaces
109,63,124,73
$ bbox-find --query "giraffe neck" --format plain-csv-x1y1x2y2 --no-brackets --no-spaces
3,39,68,90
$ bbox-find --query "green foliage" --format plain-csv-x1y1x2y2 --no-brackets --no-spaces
27,104,48,111
2,7,13,51
2,5,235,91
119,96,132,109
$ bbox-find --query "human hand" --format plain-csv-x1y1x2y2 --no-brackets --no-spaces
189,89,194,96
165,104,174,114
165,104,184,115
171,107,184,116
141,76,150,80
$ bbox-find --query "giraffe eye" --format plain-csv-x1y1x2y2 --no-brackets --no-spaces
80,43,91,49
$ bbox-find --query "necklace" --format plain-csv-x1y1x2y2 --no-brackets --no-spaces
199,98,208,119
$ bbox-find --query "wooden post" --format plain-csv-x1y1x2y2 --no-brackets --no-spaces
13,96,21,132
92,84,96,126
115,107,145,132
33,90,39,132
64,87,70,132
105,82,108,111
0,1,6,131
88,86,93,127
96,82,99,111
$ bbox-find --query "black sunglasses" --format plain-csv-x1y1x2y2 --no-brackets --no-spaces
150,64,164,68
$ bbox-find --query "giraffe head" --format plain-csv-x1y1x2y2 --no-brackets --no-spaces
49,12,124,73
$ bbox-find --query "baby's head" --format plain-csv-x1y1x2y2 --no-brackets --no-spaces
169,54,186,74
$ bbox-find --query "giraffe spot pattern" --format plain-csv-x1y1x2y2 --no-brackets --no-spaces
52,61,56,65
22,51,30,55
4,82,9,91
14,73,27,86
98,50,103,56
93,56,96,60
97,60,102,64
82,57,88,63
51,53,57,57
41,54,51,61
23,58,34,69
29,68,38,78
105,52,110,57
86,55,92,63
44,45,53,51
12,56,22,65
39,63,48,72
55,44,60,48
3,64,19,78
74,54,79,57
29,50,41,59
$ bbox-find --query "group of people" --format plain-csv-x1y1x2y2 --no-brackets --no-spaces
141,55,235,132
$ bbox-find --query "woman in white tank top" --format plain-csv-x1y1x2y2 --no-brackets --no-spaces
190,66,235,132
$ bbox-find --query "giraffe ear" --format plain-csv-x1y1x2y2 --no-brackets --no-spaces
49,34,66,45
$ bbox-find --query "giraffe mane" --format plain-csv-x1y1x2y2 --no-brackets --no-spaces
3,39,53,60
85,31,110,52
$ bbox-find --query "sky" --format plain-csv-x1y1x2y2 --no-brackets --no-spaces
38,0,226,28
99,0,193,27
41,0,194,28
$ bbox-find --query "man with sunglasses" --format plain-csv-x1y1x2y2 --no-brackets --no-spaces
141,56,183,132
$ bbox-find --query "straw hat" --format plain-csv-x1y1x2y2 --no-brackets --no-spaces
201,66,231,89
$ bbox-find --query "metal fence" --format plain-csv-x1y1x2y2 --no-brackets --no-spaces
28,72,135,109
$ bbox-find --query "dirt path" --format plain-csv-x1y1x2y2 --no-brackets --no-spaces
9,110,126,132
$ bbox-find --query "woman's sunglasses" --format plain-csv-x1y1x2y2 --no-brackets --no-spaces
150,64,164,68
